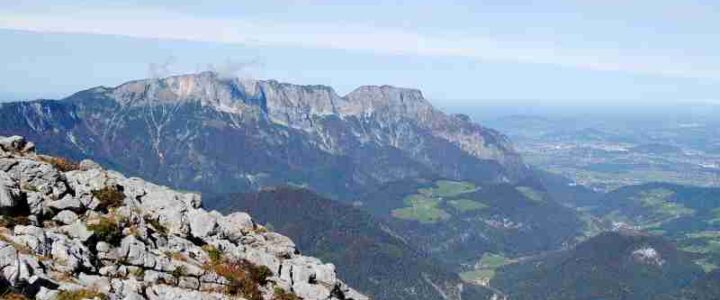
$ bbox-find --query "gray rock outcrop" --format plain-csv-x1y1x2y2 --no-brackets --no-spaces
0,136,366,300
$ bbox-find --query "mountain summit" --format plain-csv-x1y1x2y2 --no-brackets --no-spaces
0,72,526,198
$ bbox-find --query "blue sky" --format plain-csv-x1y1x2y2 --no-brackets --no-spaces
0,0,719,106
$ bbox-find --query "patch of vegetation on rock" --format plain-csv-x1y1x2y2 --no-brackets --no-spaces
0,291,29,300
39,156,80,172
87,216,122,245
0,215,31,229
131,268,145,278
208,258,273,300
172,265,187,278
56,289,109,300
273,287,300,300
202,244,223,264
92,186,125,211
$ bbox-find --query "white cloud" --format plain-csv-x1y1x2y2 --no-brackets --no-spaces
1,8,719,80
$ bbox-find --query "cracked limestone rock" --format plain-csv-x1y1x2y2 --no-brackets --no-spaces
0,135,367,300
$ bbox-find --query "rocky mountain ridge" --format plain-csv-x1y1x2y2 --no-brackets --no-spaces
102,71,519,168
0,72,526,198
0,135,365,300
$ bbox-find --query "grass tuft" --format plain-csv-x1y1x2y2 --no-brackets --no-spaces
203,244,223,264
206,258,272,300
131,268,145,278
273,287,300,300
56,289,109,300
172,265,187,278
87,216,122,246
91,186,125,211
39,156,80,172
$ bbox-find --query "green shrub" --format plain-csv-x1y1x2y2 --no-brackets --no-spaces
56,289,109,300
87,216,122,245
131,268,145,278
202,244,223,264
273,287,300,300
172,265,187,278
251,264,272,285
92,186,125,210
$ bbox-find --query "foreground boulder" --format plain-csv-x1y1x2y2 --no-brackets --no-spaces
0,135,366,300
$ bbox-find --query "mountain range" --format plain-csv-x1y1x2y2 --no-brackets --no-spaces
2,72,720,299
0,72,526,199
0,72,535,299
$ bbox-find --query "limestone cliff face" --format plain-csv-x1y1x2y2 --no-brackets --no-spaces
0,135,366,300
0,72,527,197
107,72,522,170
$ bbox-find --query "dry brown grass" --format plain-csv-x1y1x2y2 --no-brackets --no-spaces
0,216,31,229
170,251,188,262
38,156,80,172
49,270,77,283
91,186,125,210
0,291,29,300
205,258,272,300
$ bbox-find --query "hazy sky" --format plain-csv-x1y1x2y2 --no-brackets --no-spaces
1,0,719,106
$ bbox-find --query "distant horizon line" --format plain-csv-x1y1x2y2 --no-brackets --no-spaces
1,70,718,108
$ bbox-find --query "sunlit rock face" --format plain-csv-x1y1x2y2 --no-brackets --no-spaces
0,72,527,197
0,135,365,300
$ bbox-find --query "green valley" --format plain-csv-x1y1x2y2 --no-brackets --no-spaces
391,180,481,223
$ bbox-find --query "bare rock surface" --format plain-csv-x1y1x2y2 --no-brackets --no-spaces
0,136,366,300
